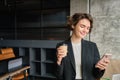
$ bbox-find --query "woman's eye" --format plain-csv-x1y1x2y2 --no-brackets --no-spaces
80,25,85,28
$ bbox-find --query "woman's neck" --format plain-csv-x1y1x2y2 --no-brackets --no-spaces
71,35,82,44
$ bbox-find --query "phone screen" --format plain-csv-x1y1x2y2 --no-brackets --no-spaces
102,53,112,59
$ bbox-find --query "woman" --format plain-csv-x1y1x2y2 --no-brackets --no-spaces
56,13,110,80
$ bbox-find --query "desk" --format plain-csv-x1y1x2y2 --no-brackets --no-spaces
0,66,30,80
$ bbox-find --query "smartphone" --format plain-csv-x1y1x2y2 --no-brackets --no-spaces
102,53,112,59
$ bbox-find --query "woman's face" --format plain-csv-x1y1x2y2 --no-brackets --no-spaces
72,18,90,39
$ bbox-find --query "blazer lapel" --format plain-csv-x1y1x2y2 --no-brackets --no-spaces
68,42,76,70
81,40,87,74
66,40,76,72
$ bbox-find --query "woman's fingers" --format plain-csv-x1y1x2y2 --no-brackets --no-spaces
95,58,110,70
95,62,107,70
57,45,68,65
57,47,67,57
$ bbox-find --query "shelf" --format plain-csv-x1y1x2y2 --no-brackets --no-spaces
30,73,56,79
42,60,54,64
30,48,41,61
31,60,41,63
30,62,41,75
0,40,62,80
41,73,56,78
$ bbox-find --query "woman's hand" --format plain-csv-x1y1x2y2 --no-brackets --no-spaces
95,54,111,70
57,45,68,65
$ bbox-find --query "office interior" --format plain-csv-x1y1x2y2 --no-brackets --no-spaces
0,0,120,80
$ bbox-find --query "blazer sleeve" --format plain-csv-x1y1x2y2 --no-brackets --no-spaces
55,42,65,80
93,43,105,79
56,59,64,80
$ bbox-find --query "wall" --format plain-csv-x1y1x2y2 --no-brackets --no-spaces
90,0,120,58
71,0,120,58
70,0,88,15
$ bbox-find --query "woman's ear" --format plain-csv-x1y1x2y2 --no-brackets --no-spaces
72,25,74,29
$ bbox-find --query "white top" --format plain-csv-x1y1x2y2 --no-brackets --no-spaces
72,42,82,79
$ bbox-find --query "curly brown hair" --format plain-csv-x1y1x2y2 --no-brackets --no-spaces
67,13,93,33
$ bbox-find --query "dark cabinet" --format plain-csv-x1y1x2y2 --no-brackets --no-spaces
0,40,61,79
0,0,70,40
29,48,56,79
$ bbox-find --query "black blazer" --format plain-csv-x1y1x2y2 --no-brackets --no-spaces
55,39,104,80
